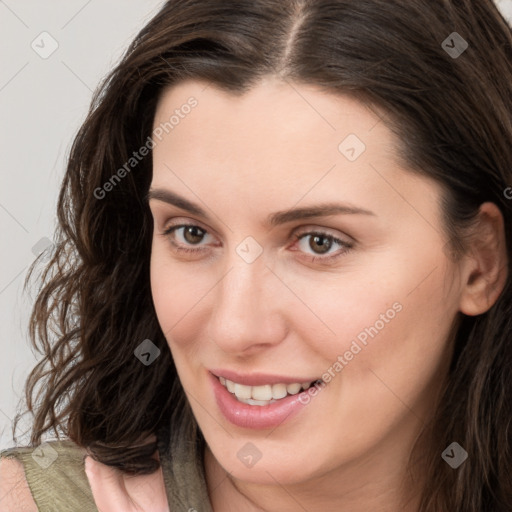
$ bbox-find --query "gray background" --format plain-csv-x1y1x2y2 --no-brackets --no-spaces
1,0,511,450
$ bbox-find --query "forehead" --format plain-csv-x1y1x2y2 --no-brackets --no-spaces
153,77,386,144
151,77,400,181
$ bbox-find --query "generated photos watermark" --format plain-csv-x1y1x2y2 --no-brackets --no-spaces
94,96,198,200
299,301,403,405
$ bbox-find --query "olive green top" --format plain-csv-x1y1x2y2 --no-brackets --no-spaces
0,424,212,511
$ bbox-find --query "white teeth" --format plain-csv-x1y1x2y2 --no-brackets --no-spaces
220,377,316,403
272,383,288,399
286,383,302,395
234,383,252,400
252,384,273,401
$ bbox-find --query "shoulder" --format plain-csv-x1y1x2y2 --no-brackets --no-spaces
0,439,96,511
0,454,37,511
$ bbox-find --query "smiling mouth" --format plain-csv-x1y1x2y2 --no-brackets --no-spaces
218,376,322,406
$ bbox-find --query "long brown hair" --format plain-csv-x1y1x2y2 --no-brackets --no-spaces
12,1,512,509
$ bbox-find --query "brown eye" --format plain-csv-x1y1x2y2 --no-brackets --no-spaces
161,224,212,253
182,225,205,244
293,230,353,262
308,234,333,254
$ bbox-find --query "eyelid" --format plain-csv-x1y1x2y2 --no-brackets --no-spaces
160,216,212,234
292,224,354,242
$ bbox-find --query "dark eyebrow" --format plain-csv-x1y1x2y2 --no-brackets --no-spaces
146,188,376,227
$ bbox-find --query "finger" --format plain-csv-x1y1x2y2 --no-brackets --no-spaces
85,455,135,512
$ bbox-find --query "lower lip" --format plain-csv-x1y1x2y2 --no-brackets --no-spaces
209,372,316,430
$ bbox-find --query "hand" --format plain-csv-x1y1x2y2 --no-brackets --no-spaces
84,448,170,512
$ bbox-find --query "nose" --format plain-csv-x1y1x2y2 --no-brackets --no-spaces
207,254,287,356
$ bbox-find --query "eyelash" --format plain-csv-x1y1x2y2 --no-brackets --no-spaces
160,223,354,263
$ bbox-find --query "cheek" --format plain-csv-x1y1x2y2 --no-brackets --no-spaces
331,260,458,421
150,247,190,340
149,246,216,358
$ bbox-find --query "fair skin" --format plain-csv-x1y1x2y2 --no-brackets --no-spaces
0,77,506,512
147,77,506,511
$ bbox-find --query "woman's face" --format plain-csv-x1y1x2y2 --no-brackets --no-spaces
149,77,462,486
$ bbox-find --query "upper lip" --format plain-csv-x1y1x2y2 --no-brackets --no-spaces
210,369,320,386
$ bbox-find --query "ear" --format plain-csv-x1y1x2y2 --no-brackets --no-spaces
459,202,509,316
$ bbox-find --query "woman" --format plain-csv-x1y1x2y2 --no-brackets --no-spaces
1,0,511,510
